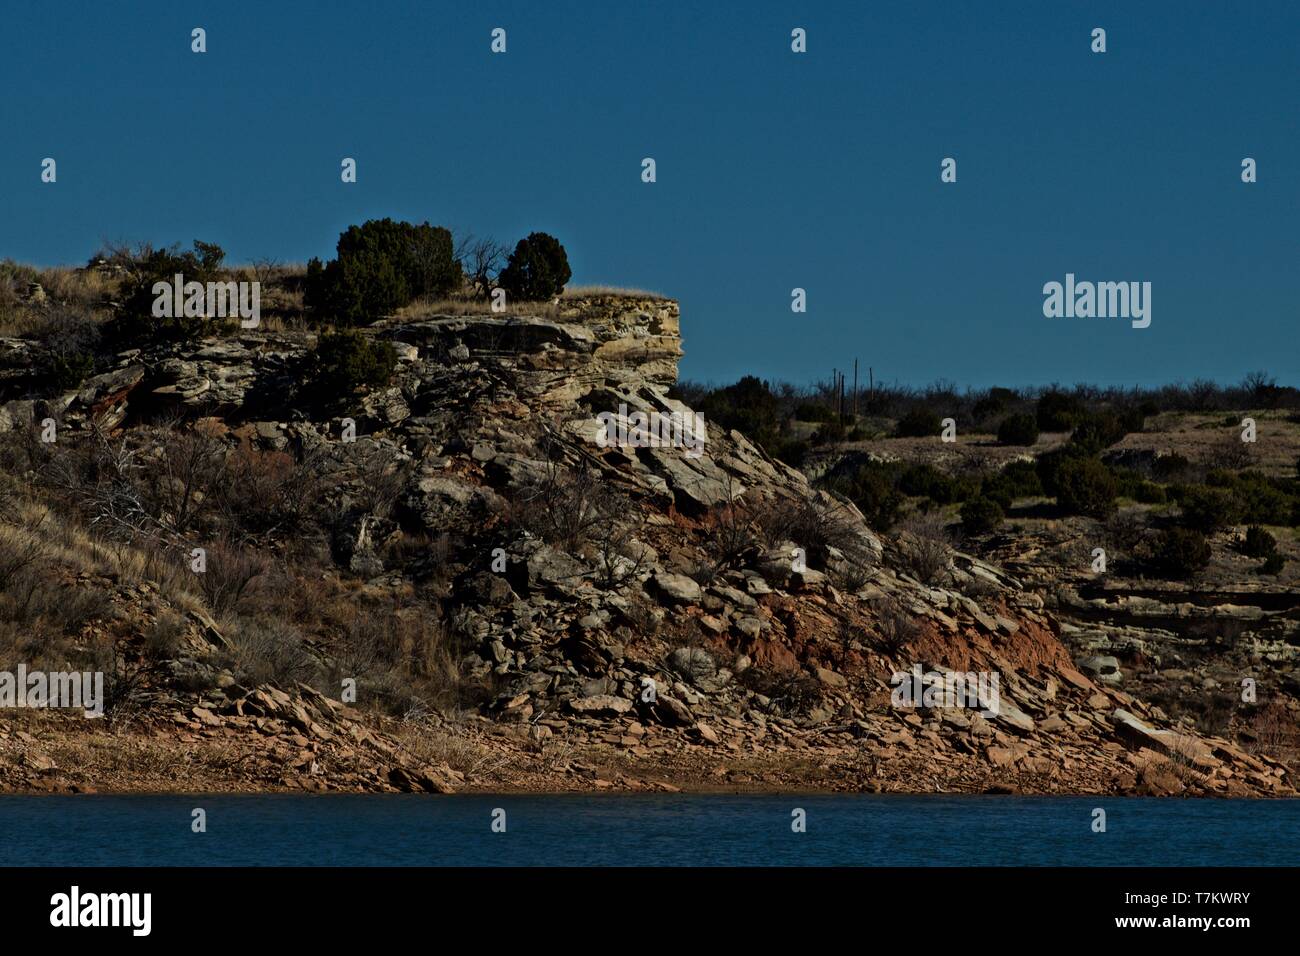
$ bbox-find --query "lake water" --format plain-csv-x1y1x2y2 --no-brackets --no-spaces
2,794,1297,866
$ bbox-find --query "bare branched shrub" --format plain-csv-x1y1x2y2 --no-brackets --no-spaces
895,512,953,584
592,520,652,591
752,495,799,548
738,667,823,717
248,255,283,287
197,538,269,617
453,233,510,300
1246,700,1296,770
703,487,758,572
42,427,165,545
512,462,617,552
346,446,413,519
143,610,188,662
218,444,325,535
151,422,230,534
227,617,319,688
89,638,158,725
874,596,921,656
1208,430,1255,471
754,494,860,568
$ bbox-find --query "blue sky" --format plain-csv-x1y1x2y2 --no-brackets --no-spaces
1,1,1295,389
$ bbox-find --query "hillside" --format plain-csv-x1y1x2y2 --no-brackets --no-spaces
0,274,1292,795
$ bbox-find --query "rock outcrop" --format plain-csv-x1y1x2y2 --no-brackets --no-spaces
0,295,1291,796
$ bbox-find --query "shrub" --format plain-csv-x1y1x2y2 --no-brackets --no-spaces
1132,480,1167,504
699,375,781,447
305,219,460,324
1241,525,1277,558
143,611,188,661
228,617,319,688
894,407,943,438
996,413,1039,446
1152,453,1190,480
895,512,953,582
972,387,1017,423
960,495,1004,535
1119,406,1146,434
1054,456,1118,518
1156,528,1211,578
1037,390,1084,431
497,232,571,301
198,539,270,617
1235,474,1294,525
874,596,921,656
1178,486,1241,533
512,464,620,553
994,460,1044,499
794,402,835,423
899,463,955,502
1036,445,1091,498
41,350,96,391
812,419,846,445
828,462,903,530
1069,411,1128,454
106,240,228,346
1259,553,1285,576
305,329,398,403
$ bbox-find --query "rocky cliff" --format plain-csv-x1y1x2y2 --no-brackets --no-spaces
0,295,1290,795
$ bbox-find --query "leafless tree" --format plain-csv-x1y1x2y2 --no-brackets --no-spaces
454,234,510,300
249,256,283,287
153,422,230,534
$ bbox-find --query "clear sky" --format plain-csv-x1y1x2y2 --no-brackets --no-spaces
1,1,1295,389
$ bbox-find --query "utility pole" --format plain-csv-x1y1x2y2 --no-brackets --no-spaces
853,359,858,419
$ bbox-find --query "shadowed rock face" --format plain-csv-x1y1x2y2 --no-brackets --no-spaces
0,295,1292,796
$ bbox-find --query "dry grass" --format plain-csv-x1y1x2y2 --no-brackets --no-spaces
394,718,513,780
562,285,668,300
396,297,561,320
2,496,204,614
394,286,668,322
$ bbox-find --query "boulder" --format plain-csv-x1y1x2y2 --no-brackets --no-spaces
653,572,702,606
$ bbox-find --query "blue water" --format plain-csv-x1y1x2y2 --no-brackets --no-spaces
3,794,1297,866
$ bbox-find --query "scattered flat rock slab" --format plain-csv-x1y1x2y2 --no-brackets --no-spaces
566,695,634,718
694,722,720,745
814,666,847,688
22,752,57,772
989,699,1035,734
986,746,1016,767
1112,708,1216,768
653,572,702,605
191,706,223,727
